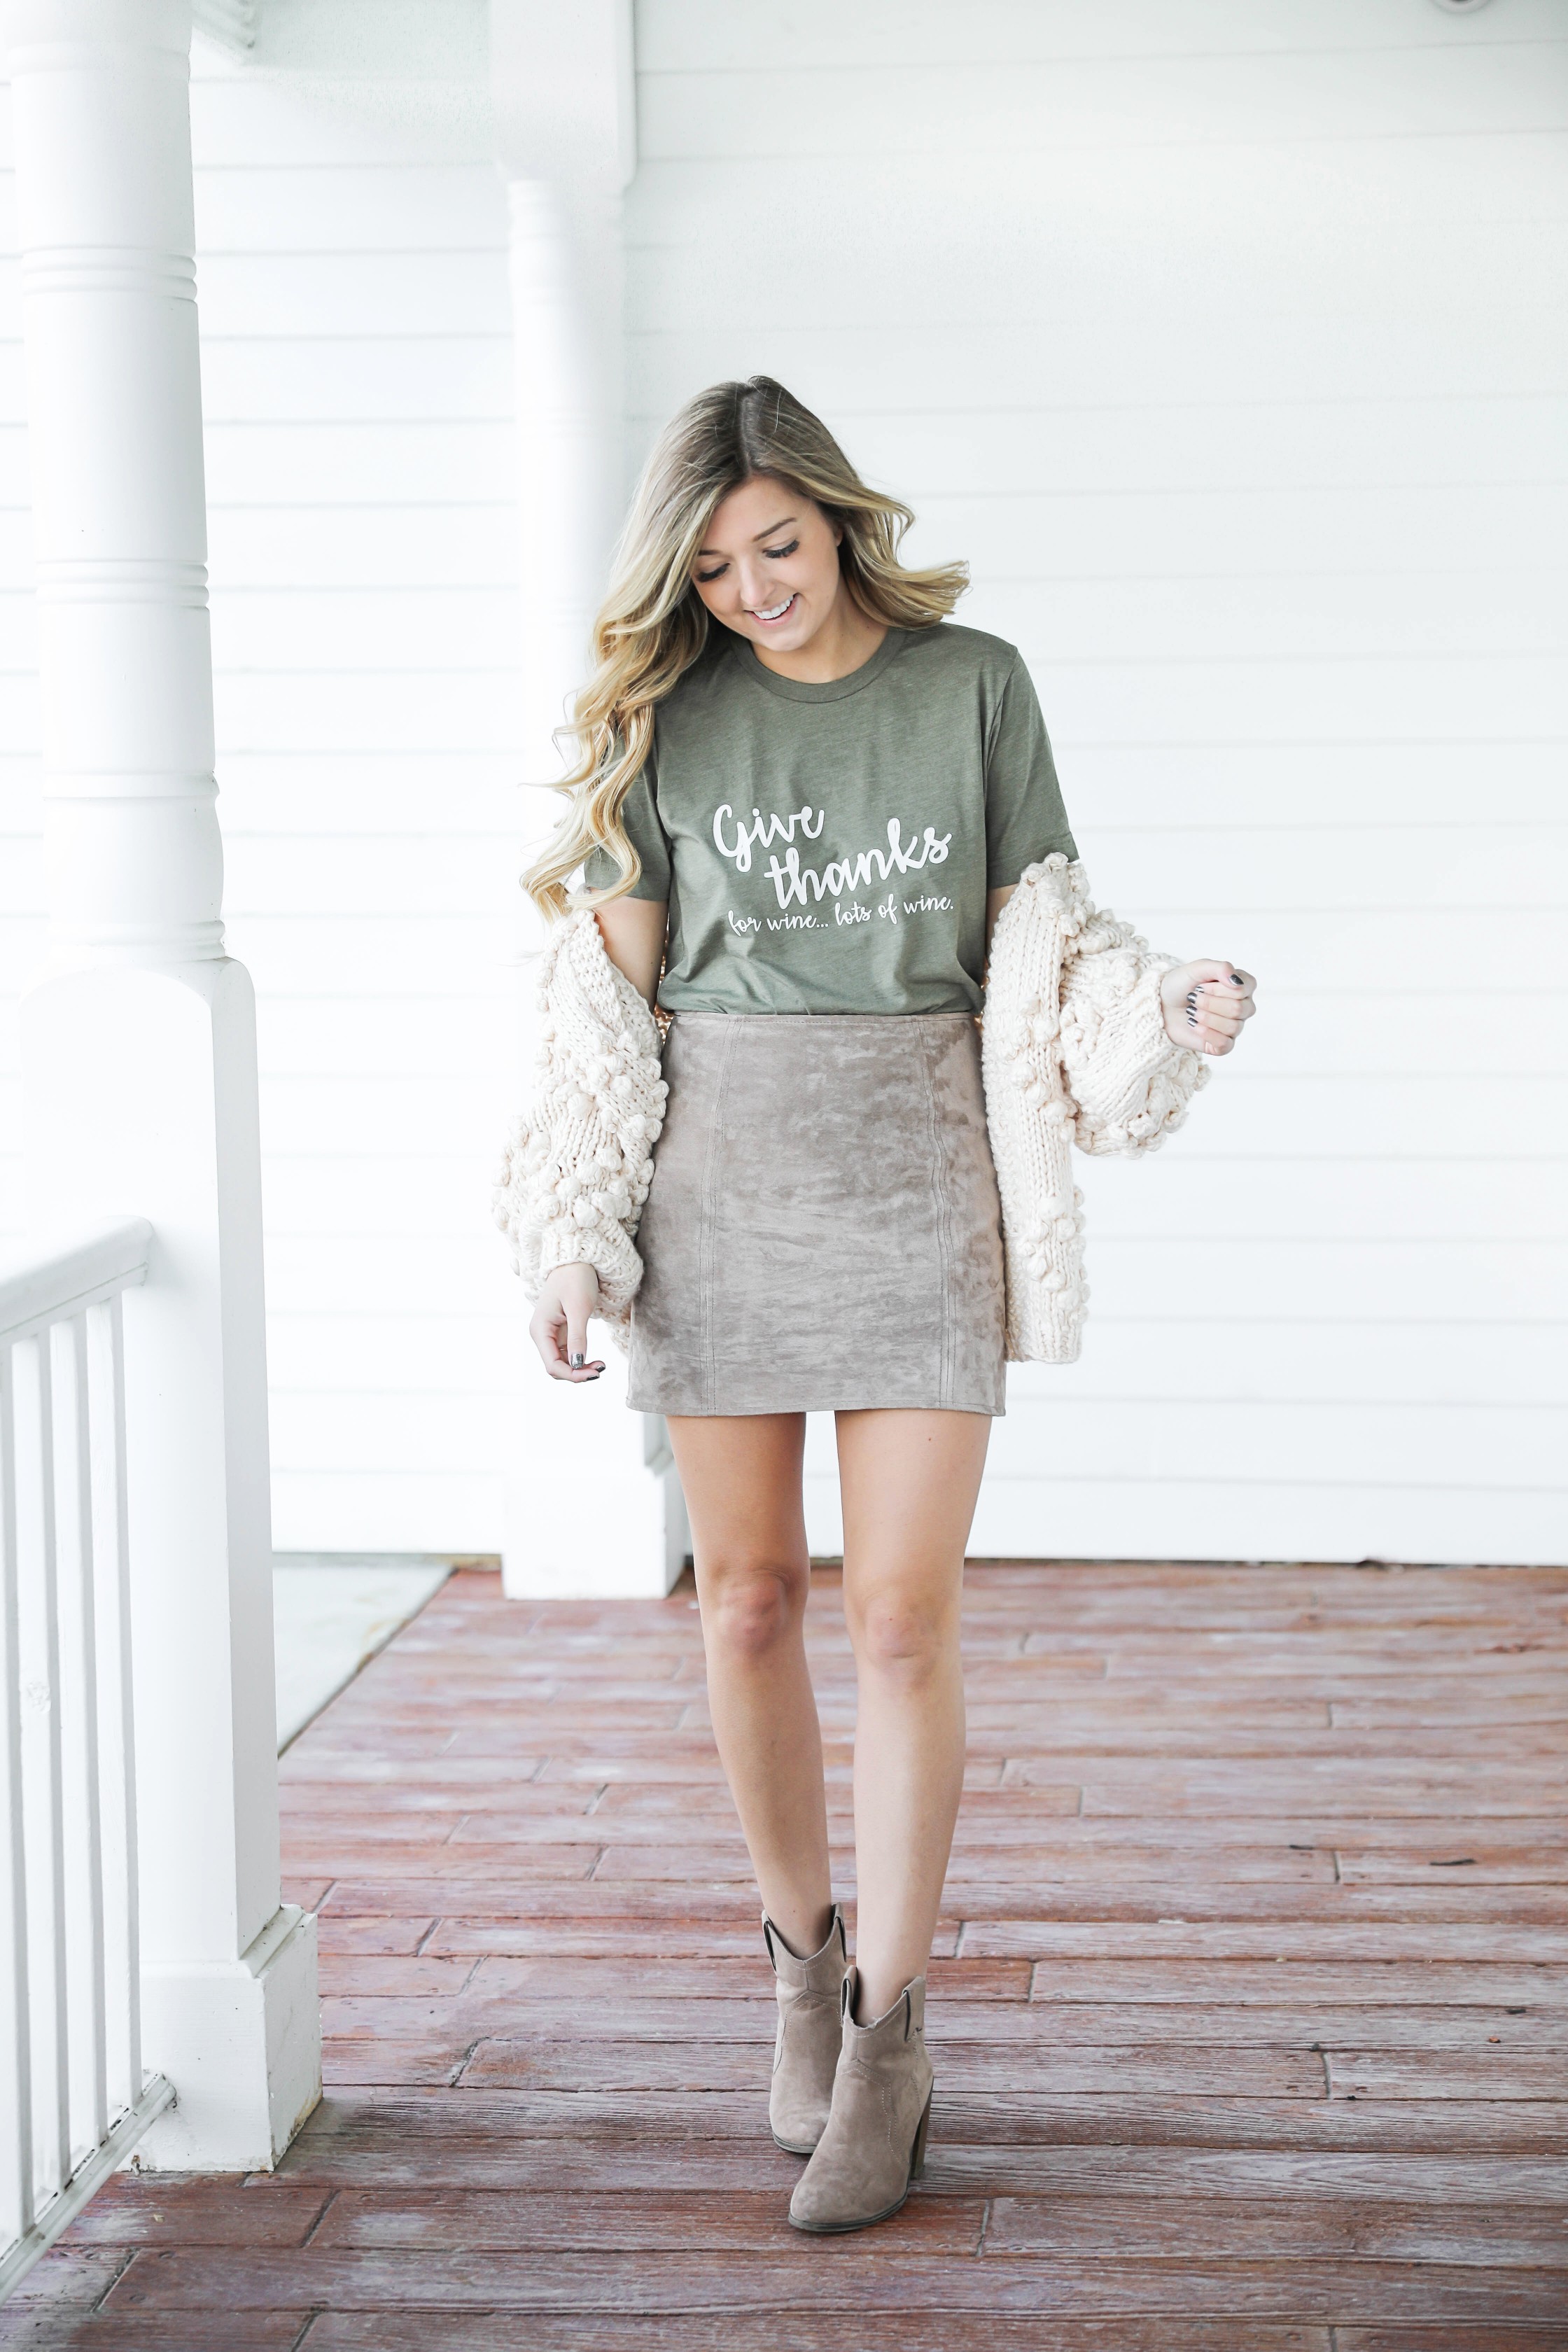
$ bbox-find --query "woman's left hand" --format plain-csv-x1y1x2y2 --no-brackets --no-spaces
1161,960,1256,1056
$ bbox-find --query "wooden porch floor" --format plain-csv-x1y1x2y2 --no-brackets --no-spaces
14,1555,1568,2347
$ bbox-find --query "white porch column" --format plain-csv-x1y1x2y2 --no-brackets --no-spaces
7,0,320,2165
493,0,688,1600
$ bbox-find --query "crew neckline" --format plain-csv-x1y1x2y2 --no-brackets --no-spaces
735,625,911,704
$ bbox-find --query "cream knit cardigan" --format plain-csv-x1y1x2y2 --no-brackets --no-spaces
494,853,1207,1364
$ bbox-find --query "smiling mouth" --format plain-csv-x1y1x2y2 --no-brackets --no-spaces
748,594,797,624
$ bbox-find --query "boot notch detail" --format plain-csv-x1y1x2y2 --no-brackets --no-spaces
762,1905,848,2157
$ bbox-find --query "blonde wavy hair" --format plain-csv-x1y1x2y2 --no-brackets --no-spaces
523,375,969,919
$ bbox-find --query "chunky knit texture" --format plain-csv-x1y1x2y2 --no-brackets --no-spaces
492,909,667,1344
983,854,1208,1363
496,858,1206,1364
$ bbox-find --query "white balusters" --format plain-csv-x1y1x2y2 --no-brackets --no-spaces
0,1223,171,2302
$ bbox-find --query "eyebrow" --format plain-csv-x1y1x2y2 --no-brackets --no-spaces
696,514,797,556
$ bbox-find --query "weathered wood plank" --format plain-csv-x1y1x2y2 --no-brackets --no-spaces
274,2137,1568,2198
452,1953,1030,1998
59,2179,328,2246
292,1845,605,1882
317,1956,477,1997
274,2086,1568,2158
300,2323,1334,2352
930,2149,1568,2204
340,1995,1564,2051
323,2036,472,2087
8,2249,130,2306
455,2039,1324,2098
1027,1961,1568,2005
97,2247,1568,2319
318,1882,771,1918
1339,1845,1568,1886
965,1923,1568,1960
1326,2049,1568,2101
0,2320,313,2349
1063,1768,1568,1814
948,1887,1568,1922
1336,2335,1568,2352
593,1794,1568,1845
311,2187,983,2252
984,2195,1568,2264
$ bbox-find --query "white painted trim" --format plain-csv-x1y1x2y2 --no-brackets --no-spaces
0,1223,152,1348
0,2074,173,2302
136,1905,319,2171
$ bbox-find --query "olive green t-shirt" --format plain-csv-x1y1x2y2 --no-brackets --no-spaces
582,622,1077,1017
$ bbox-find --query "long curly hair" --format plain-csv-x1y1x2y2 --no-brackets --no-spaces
523,375,969,918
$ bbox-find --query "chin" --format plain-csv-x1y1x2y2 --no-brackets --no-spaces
755,616,813,650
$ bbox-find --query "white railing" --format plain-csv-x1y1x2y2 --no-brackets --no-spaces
0,1222,172,2300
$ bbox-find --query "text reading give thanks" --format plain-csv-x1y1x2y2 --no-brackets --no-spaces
712,803,953,910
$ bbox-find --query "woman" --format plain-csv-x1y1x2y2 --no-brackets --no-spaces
504,377,1255,2234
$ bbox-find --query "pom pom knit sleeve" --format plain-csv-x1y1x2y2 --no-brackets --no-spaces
492,911,668,1343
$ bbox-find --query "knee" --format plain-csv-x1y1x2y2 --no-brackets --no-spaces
699,1560,806,1662
850,1592,955,1685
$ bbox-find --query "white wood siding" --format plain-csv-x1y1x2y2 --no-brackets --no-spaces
4,0,1565,1564
193,3,527,1549
623,0,1568,1564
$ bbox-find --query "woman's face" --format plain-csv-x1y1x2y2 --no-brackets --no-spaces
690,475,845,656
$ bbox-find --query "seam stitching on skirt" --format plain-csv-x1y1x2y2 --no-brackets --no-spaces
697,1019,739,1416
920,1018,957,1409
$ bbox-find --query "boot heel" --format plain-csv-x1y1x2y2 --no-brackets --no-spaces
909,2088,933,2182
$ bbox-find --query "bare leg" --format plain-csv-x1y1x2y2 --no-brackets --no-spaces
666,1413,833,1959
836,1408,990,2020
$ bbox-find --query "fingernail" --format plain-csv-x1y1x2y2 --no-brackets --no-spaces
1187,1010,1196,1026
1230,974,1246,988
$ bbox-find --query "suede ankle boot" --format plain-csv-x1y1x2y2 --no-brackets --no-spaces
762,1906,849,2155
788,1966,934,2233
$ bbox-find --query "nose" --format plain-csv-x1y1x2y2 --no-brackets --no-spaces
734,557,776,610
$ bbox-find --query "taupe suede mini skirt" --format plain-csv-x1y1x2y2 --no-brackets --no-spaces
626,1012,1007,1418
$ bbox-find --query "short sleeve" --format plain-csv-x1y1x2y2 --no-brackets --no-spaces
984,654,1077,888
582,754,672,901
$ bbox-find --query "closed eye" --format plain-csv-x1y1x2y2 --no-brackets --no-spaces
694,539,799,585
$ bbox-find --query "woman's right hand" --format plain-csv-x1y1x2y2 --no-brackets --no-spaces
529,1262,606,1383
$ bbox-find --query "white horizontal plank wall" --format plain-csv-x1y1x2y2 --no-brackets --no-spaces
186,0,531,1550
626,0,1568,1565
